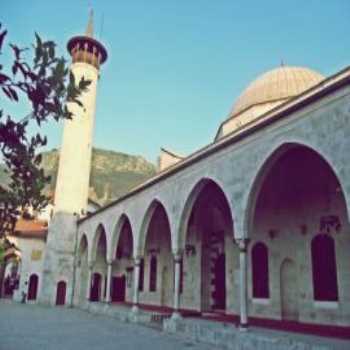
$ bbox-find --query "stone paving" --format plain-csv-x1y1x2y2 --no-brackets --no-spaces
1,301,350,350
0,302,217,350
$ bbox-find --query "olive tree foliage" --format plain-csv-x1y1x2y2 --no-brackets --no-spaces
0,24,90,237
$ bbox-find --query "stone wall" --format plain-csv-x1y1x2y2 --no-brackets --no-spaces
77,80,350,325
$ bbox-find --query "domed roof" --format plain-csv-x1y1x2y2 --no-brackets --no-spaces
230,66,324,118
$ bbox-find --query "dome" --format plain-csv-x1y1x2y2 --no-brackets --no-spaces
229,66,324,118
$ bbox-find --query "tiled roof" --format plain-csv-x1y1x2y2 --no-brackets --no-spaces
13,219,48,239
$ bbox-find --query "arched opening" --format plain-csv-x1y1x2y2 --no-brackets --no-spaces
90,225,107,302
247,144,348,325
180,179,234,313
111,215,134,303
252,242,269,299
27,274,38,301
311,234,338,301
55,280,67,306
141,201,173,307
77,235,88,303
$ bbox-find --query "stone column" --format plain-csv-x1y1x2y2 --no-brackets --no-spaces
132,257,141,313
105,260,112,303
235,238,250,330
86,261,94,301
172,253,182,320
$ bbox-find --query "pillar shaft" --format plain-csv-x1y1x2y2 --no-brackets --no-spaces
133,258,141,307
105,261,112,303
236,238,250,329
173,254,182,312
86,264,93,301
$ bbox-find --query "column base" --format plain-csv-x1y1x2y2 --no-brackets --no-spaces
239,323,249,331
131,304,139,314
171,311,182,321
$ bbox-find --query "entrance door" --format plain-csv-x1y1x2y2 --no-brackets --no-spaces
90,273,101,302
213,253,226,310
27,274,38,300
111,275,126,302
55,281,66,306
280,259,299,321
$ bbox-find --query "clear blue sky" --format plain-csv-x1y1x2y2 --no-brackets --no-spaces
2,1,349,164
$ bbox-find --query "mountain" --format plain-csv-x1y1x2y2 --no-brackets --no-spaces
1,148,157,205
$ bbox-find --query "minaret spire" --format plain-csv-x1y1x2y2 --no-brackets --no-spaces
85,8,94,38
67,7,107,68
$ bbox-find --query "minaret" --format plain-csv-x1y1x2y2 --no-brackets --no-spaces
54,10,107,214
39,11,107,306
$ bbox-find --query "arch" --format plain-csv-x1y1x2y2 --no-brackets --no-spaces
55,280,67,306
91,223,108,263
178,178,235,252
244,142,349,237
138,199,172,257
110,214,134,262
311,234,338,301
178,177,234,312
251,242,269,299
27,274,39,301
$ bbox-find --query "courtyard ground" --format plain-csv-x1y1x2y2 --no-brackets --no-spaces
0,301,217,350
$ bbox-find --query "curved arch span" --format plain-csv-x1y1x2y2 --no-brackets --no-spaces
138,199,172,257
244,142,349,236
178,178,235,252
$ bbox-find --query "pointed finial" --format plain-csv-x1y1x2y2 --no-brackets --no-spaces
281,59,285,67
85,8,94,38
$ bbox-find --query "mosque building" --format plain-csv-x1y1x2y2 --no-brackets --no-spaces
2,11,350,339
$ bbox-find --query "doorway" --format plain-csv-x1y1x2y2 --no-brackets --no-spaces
90,273,102,302
212,252,226,310
55,281,66,306
27,274,38,301
111,275,126,302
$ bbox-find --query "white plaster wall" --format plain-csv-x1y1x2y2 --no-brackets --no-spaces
12,237,46,302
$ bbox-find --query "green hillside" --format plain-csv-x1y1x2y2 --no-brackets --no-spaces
0,148,157,205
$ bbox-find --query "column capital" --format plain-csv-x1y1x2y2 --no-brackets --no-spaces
235,238,250,252
134,257,142,266
173,253,182,263
107,259,113,266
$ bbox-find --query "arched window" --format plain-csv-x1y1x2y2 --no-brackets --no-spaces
149,256,157,292
252,242,269,298
138,258,144,291
311,234,338,301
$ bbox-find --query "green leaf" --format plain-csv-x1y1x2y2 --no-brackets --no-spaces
0,73,10,83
